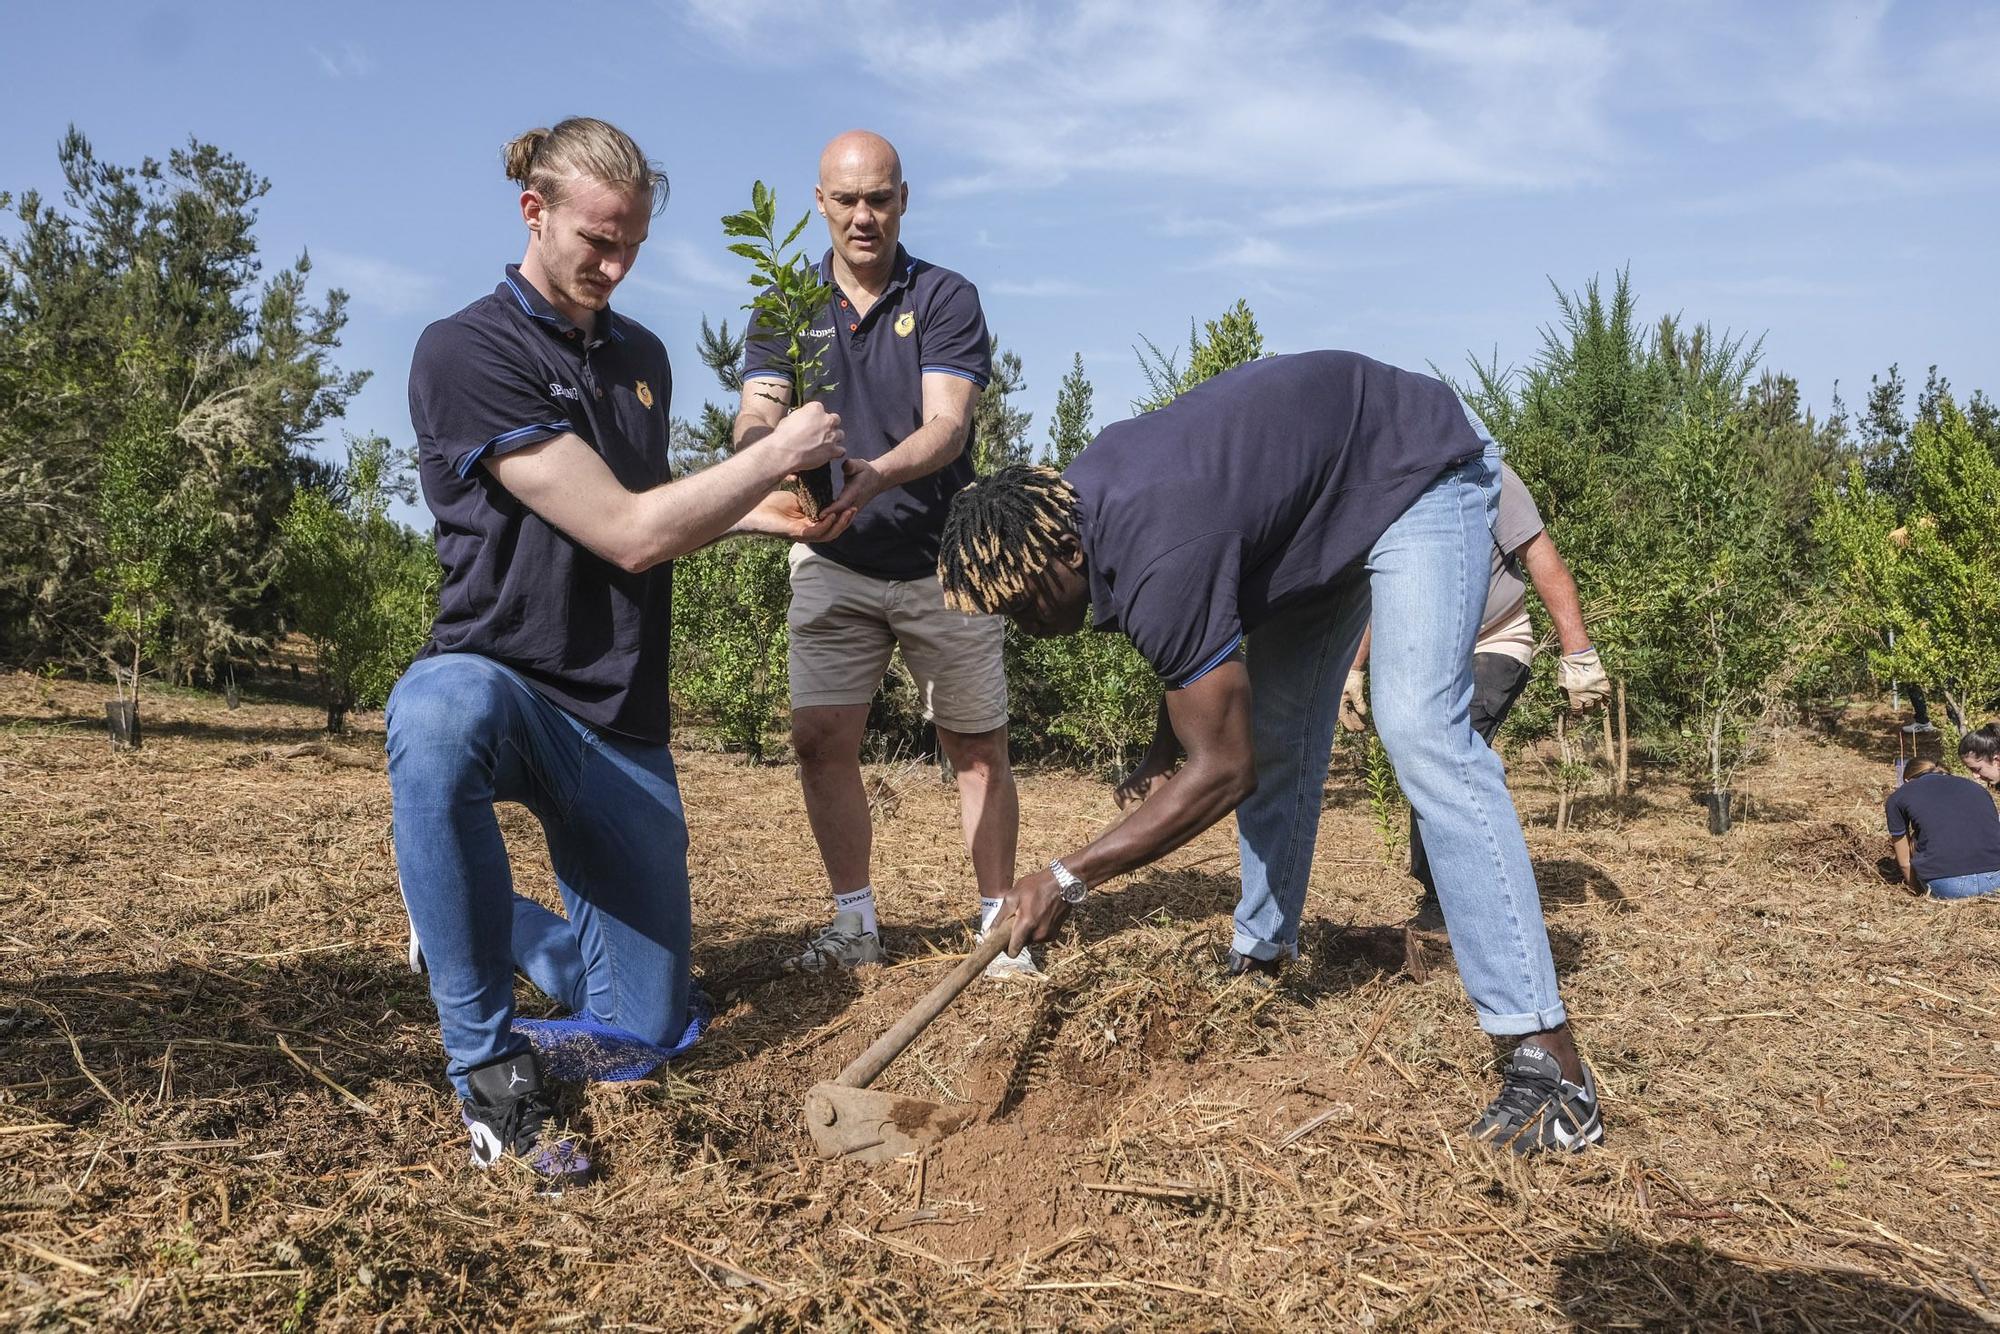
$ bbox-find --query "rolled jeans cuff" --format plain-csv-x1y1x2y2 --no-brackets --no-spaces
1230,931,1300,962
1473,1001,1570,1038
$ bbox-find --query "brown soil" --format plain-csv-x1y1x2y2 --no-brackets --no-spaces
1,672,1995,1330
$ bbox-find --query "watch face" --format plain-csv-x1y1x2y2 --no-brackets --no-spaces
1060,881,1087,905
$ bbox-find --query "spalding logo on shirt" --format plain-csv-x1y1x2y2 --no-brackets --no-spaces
895,312,916,338
635,380,654,409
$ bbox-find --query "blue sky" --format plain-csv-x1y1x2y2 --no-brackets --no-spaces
5,1,1996,511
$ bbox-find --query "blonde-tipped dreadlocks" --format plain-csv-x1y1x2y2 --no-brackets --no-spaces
938,465,1080,614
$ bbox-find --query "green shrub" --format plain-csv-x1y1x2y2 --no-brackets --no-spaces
670,539,791,759
279,435,437,732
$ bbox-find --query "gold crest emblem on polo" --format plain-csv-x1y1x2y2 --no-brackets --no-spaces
894,311,916,338
635,379,654,409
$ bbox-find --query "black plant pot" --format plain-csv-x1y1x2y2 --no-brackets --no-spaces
1705,789,1732,836
106,699,141,750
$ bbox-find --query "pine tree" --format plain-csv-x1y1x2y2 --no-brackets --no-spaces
1132,299,1265,413
972,338,1031,472
1046,353,1095,469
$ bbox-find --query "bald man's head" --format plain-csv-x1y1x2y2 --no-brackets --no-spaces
815,130,908,283
819,130,903,187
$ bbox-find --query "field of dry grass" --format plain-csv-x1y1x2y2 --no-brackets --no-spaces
1,668,1996,1331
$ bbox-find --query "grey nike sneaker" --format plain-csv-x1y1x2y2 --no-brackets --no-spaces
782,910,883,972
1468,1042,1603,1155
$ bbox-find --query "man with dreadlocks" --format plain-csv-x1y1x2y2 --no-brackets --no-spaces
938,351,1603,1155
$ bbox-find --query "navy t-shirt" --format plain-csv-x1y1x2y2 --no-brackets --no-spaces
1065,351,1484,688
408,266,675,743
742,246,991,581
1885,770,2000,882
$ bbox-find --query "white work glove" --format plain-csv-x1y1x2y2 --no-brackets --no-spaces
1338,668,1368,733
1557,646,1611,712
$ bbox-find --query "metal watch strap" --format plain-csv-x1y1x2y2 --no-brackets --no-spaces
1049,858,1087,905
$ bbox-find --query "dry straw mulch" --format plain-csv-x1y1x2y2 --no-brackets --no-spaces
0,671,1994,1330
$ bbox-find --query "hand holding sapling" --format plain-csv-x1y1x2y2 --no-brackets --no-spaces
723,181,840,518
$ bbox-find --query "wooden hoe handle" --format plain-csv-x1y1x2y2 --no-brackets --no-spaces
833,910,1017,1090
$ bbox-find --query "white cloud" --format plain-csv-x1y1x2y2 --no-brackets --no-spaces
683,0,1620,201
1680,157,1998,216
311,41,374,80
625,237,748,300
987,276,1097,298
314,250,444,318
1186,237,1306,272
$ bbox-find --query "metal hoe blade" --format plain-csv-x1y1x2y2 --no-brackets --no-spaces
806,1082,975,1164
801,910,1018,1162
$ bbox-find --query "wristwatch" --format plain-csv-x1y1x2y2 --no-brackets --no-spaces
1049,858,1088,905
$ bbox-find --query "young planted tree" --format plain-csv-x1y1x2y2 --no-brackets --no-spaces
279,435,438,733
1630,388,1833,818
97,354,185,731
1819,397,2000,736
722,182,837,516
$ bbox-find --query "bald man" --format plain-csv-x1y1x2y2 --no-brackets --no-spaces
734,131,1025,978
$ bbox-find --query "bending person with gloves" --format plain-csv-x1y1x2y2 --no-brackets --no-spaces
1340,462,1606,928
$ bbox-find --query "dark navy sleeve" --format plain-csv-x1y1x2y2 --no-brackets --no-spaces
739,292,794,386
1885,790,1910,839
410,319,573,478
919,274,992,387
1120,531,1245,689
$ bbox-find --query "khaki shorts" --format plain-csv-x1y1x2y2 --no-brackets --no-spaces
787,545,1008,734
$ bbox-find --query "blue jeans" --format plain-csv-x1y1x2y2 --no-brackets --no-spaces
1927,869,2000,899
1232,440,1568,1037
386,653,692,1098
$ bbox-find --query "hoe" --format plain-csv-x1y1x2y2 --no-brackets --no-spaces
805,911,1018,1164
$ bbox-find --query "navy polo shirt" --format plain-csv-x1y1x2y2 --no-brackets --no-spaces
1064,351,1484,688
742,246,991,582
1885,770,2000,882
408,265,675,743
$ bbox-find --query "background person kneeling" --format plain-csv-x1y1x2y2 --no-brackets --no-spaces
1886,759,2000,900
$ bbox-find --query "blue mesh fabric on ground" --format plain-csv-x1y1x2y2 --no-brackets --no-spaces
511,987,712,1083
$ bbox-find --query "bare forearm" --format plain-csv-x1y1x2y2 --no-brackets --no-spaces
629,447,799,566
871,410,969,488
732,407,782,451
1522,539,1591,654
1066,756,1250,885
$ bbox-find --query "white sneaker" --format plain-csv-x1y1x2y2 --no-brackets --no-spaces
979,933,1041,981
782,910,883,972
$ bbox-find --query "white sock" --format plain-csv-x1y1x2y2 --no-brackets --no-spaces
833,886,878,937
979,897,1006,936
